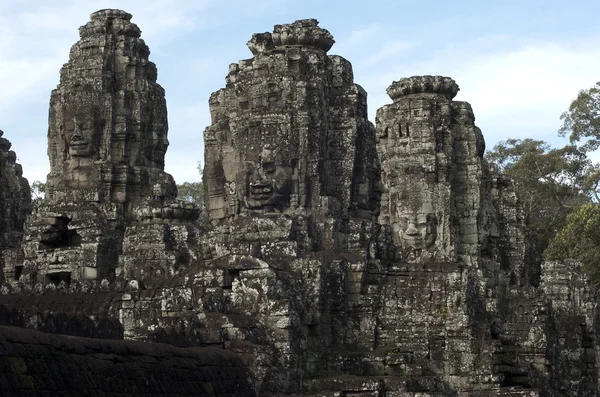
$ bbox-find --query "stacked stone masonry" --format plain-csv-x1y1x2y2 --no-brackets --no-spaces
0,9,598,397
0,325,255,396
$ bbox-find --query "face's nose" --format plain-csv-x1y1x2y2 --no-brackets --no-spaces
71,133,84,142
404,222,419,236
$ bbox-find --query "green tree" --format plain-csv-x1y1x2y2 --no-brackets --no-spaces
560,82,600,153
544,203,600,285
504,82,600,284
31,180,46,209
486,139,591,251
176,162,204,207
177,182,204,206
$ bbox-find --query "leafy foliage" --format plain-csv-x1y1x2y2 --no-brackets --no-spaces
176,162,204,207
544,204,600,285
31,180,45,209
486,139,591,251
560,82,600,153
177,182,204,206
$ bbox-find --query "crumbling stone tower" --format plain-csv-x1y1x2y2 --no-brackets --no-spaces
4,9,198,286
204,19,380,252
46,9,172,204
376,76,496,266
201,19,382,391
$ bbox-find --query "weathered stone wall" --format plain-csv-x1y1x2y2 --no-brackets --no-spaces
0,130,31,285
0,131,30,251
0,294,124,340
0,325,256,396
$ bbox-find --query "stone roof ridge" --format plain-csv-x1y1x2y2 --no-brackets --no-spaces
387,75,459,101
90,9,133,21
247,18,335,55
81,9,141,39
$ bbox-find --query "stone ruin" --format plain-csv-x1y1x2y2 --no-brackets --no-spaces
0,9,598,397
3,9,199,288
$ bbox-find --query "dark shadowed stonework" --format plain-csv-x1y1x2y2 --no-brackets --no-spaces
0,325,255,396
0,130,31,284
0,9,599,397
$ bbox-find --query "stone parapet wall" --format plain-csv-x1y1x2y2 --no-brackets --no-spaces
0,325,255,396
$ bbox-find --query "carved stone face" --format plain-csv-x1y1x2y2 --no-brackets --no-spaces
391,188,439,257
400,212,437,250
151,138,168,167
65,120,95,158
245,162,292,211
263,162,292,196
62,107,102,160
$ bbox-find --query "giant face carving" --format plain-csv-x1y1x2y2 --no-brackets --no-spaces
400,212,437,250
392,191,440,261
245,161,293,212
61,105,103,161
65,120,95,158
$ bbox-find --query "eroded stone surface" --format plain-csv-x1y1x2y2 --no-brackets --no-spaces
204,18,380,227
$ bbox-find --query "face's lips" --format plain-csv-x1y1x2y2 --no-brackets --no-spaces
403,234,423,243
69,136,88,146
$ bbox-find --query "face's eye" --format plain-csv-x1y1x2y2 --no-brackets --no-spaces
80,121,94,131
416,214,428,225
397,216,408,225
262,162,276,173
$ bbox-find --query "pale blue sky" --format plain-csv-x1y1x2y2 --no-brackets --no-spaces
1,0,599,183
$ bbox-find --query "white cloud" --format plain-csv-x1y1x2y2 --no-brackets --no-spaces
167,102,209,180
362,40,417,66
11,137,49,184
454,42,600,116
357,37,600,148
347,25,381,44
334,24,383,55
165,150,204,184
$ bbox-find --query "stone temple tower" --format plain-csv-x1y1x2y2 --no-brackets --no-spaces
201,19,382,390
376,75,493,266
46,9,173,205
204,19,381,253
5,10,198,286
